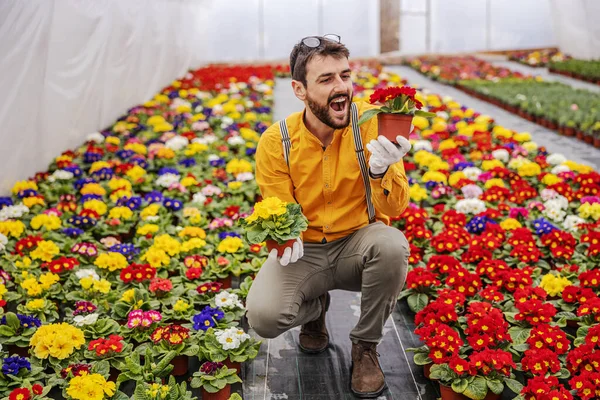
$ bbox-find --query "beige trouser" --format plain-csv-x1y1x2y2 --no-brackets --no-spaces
246,222,409,344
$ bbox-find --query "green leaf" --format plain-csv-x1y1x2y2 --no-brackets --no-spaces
413,352,431,365
508,326,531,345
358,108,383,126
556,368,570,379
407,293,429,313
512,344,530,352
5,313,19,330
451,379,469,393
463,376,488,400
0,325,15,336
504,378,524,394
414,110,436,118
487,379,504,395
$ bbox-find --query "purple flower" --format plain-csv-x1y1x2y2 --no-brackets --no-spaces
193,313,215,331
200,361,224,375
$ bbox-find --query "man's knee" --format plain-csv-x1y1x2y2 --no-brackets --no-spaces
370,228,409,283
246,293,292,339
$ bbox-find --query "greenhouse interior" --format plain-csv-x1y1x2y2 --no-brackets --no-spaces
1,0,600,399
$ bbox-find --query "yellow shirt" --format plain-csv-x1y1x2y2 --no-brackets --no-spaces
255,101,410,243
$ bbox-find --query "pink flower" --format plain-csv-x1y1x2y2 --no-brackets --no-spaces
146,310,162,322
509,207,529,219
581,196,600,205
43,208,62,217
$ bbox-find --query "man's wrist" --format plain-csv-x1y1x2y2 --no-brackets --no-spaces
369,167,388,179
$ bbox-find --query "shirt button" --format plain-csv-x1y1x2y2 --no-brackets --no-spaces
321,238,327,244
325,184,329,188
324,156,328,160
325,225,330,229
328,201,332,204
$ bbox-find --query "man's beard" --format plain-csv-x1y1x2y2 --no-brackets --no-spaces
306,91,352,130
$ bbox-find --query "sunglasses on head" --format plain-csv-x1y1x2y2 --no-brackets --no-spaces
300,34,341,48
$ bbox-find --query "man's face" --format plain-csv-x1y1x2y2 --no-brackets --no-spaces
304,56,353,129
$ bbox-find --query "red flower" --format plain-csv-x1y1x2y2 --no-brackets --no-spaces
149,277,173,294
31,384,43,395
185,267,203,280
449,357,470,375
522,349,561,376
9,388,30,400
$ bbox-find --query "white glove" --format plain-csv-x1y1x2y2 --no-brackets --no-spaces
268,238,304,267
366,135,412,176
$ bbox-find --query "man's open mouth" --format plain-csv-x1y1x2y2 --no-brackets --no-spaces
329,96,348,117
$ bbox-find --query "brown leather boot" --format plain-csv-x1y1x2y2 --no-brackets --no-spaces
298,292,330,354
350,340,386,398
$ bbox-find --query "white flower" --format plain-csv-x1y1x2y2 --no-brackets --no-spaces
220,117,234,128
543,207,566,223
455,198,487,215
215,291,236,308
48,170,74,182
545,195,569,210
192,193,207,205
75,268,100,280
207,154,220,162
227,136,246,146
191,121,210,132
156,173,180,188
145,216,160,222
234,328,251,342
0,204,29,221
236,172,254,182
462,167,482,180
413,140,433,152
563,215,586,231
165,136,189,151
73,313,99,326
202,185,222,197
547,153,567,165
540,189,559,202
492,149,509,163
86,132,105,143
0,233,7,252
551,165,570,175
436,111,449,120
461,184,483,199
215,329,242,350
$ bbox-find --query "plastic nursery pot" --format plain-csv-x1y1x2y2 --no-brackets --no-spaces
170,354,189,376
439,384,500,400
201,385,231,400
265,239,296,257
377,113,413,143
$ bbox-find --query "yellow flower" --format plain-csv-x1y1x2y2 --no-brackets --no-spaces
154,122,174,133
449,172,466,187
484,179,505,189
180,176,198,187
80,277,94,290
427,160,450,172
137,224,159,236
0,220,25,238
83,200,107,215
492,126,513,139
93,279,111,294
178,227,207,239
94,252,128,271
30,214,62,231
109,206,133,220
23,196,45,208
481,159,504,171
438,139,457,151
12,180,38,194
226,159,253,176
21,278,43,297
126,165,146,181
513,132,532,142
518,162,542,177
39,272,59,290
141,248,170,268
108,178,132,192
181,238,207,252
422,171,447,185
522,141,538,152
412,116,429,130
173,299,190,313
542,174,562,185
89,161,111,174
157,147,175,159
562,160,593,174
409,184,428,202
261,197,288,216
184,142,208,156
217,237,244,253
26,298,46,310
15,256,32,269
121,288,135,302
30,240,60,262
153,234,181,256
0,284,6,299
106,137,120,145
124,142,147,155
228,181,243,190
540,274,572,297
141,203,161,220
500,218,522,231
80,183,106,196
67,373,115,400
240,127,260,142
579,203,600,221
30,323,85,360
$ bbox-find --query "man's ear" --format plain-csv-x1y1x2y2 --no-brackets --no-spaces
292,80,307,101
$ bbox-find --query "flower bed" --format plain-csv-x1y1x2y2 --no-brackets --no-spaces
548,59,600,85
0,64,274,399
352,68,600,399
507,49,571,67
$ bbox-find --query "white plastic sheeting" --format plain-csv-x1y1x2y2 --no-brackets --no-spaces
0,0,208,194
399,0,556,54
549,0,600,60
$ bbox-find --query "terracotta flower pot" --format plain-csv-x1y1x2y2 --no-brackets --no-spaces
423,363,435,380
265,238,296,257
377,113,413,143
594,137,600,148
439,384,500,400
565,127,575,137
224,359,242,375
201,385,231,400
217,275,232,289
171,355,189,376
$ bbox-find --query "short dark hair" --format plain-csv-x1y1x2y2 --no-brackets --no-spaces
290,37,350,87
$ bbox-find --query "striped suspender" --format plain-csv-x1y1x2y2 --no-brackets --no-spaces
350,103,377,223
278,103,376,224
